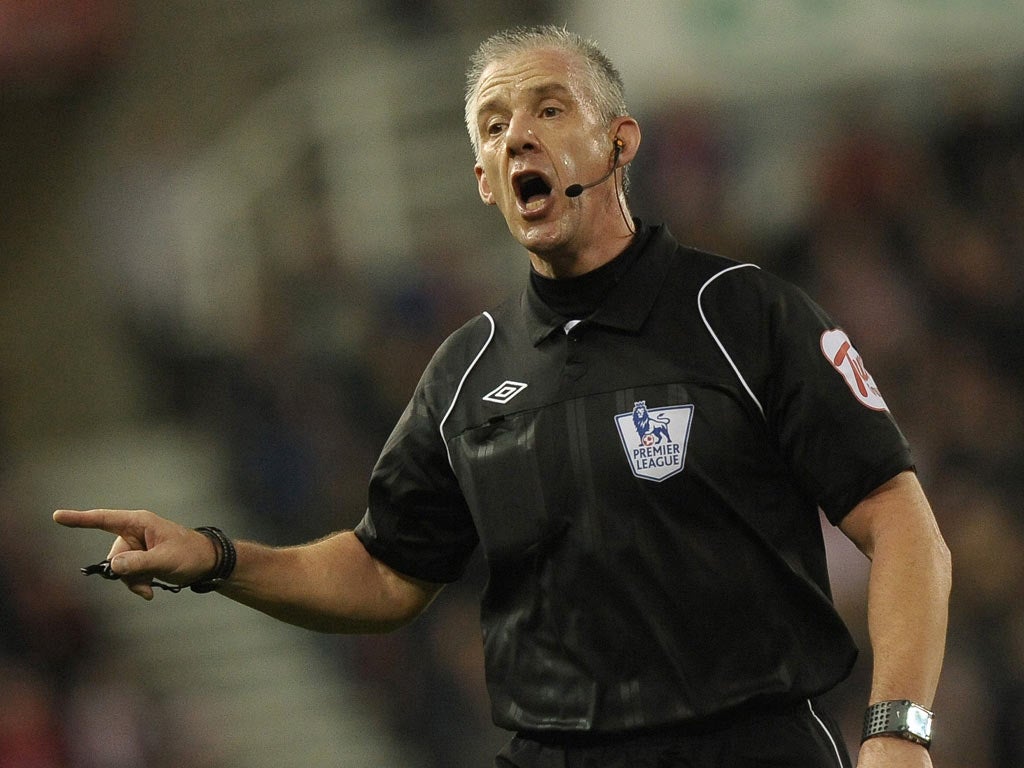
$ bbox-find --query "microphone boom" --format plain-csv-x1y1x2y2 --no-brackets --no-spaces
563,141,625,198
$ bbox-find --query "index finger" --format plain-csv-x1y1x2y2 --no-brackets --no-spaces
53,508,139,534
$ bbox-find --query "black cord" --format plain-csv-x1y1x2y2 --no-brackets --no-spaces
613,167,635,235
80,560,186,592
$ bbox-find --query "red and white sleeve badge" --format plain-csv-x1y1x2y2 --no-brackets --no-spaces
820,329,890,412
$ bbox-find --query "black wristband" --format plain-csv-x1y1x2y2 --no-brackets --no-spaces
188,526,236,593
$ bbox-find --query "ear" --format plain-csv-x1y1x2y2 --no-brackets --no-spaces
475,163,496,206
609,115,642,166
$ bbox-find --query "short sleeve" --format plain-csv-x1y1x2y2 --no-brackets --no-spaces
353,326,485,583
704,269,914,524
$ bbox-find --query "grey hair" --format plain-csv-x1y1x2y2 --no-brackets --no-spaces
464,25,628,160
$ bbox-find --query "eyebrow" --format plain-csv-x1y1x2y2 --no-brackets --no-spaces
475,82,575,121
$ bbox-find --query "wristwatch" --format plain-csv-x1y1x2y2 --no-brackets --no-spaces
862,700,933,748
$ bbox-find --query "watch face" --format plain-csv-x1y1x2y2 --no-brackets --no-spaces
905,704,933,740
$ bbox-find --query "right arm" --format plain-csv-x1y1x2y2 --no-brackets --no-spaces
223,531,442,633
53,508,442,634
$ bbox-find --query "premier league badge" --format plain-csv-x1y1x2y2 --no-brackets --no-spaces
614,400,694,482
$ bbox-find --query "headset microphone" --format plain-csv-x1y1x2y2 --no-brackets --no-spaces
564,138,625,198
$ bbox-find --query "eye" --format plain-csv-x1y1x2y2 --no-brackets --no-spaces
541,106,561,118
486,121,506,137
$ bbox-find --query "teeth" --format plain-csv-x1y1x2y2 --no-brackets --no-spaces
516,174,551,210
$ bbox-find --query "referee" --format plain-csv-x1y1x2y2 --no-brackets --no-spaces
55,26,951,768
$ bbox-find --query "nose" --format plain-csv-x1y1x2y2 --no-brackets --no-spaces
505,111,538,156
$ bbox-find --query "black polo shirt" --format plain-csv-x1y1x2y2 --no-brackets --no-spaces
355,223,913,735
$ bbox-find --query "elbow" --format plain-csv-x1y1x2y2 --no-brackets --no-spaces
935,532,953,599
304,608,423,635
316,580,440,635
351,598,432,635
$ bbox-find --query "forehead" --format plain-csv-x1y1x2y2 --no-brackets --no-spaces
474,47,587,112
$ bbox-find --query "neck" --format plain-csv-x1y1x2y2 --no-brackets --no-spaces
528,207,636,279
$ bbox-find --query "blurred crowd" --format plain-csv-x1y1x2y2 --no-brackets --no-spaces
2,15,1022,768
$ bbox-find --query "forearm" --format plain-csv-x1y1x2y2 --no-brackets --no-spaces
840,471,951,765
857,538,949,766
863,517,951,707
219,531,442,634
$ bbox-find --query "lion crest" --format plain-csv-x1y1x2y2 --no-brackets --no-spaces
632,400,671,445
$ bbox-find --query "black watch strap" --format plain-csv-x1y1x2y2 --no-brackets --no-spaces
862,699,933,749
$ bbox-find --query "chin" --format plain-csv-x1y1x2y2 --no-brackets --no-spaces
513,218,570,255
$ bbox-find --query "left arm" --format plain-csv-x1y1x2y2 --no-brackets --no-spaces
839,469,951,767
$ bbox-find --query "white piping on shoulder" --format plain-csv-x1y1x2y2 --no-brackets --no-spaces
440,310,496,471
697,263,765,420
807,699,846,767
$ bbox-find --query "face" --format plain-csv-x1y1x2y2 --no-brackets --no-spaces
471,47,628,264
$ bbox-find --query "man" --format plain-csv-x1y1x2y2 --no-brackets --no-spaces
55,26,951,767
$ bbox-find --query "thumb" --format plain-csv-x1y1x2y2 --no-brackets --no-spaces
108,549,166,601
102,548,161,602
108,533,207,585
108,548,163,578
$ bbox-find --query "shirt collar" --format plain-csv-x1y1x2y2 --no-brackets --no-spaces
522,223,678,346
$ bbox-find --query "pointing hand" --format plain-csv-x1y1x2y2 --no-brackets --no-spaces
53,508,218,600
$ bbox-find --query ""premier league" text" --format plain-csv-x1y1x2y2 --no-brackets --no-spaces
632,442,682,469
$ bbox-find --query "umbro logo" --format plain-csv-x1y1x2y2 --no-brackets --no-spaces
482,381,528,404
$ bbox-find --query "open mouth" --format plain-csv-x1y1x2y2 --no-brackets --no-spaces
515,173,553,212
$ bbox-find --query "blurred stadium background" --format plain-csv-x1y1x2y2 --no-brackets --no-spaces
1,1,1022,766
